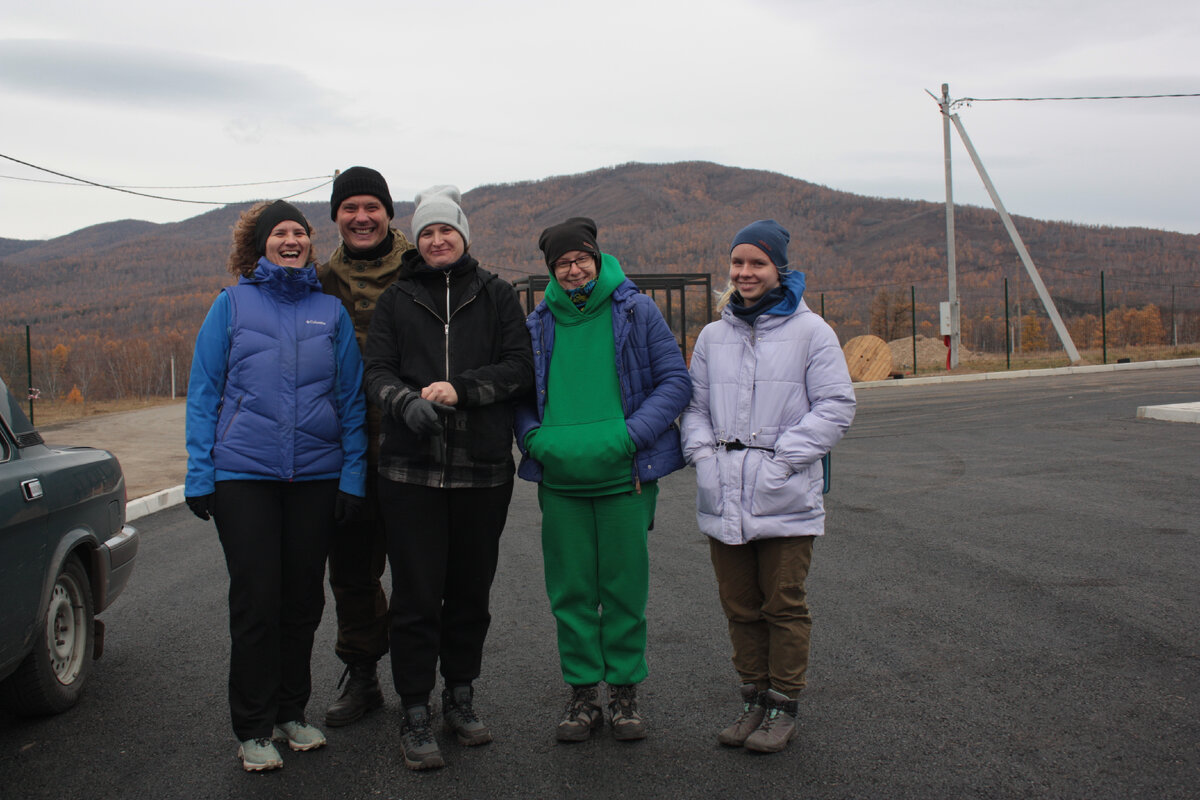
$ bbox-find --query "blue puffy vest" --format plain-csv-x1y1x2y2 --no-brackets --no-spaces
212,263,346,481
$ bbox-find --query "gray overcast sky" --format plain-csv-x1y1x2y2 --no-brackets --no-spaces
2,0,1199,241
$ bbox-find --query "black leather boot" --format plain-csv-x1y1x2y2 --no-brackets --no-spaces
324,662,384,727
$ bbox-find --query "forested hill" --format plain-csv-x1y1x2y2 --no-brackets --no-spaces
2,161,1198,399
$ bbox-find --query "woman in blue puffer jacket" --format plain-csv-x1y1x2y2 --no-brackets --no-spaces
185,200,367,772
680,219,855,755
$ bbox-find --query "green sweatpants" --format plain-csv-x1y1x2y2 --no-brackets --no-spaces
538,483,659,686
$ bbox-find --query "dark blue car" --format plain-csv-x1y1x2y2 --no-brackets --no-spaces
0,374,138,716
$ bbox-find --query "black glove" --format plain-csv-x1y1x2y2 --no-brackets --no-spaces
186,494,214,521
334,491,364,525
399,396,455,437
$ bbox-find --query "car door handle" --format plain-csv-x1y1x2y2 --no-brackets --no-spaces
21,478,44,501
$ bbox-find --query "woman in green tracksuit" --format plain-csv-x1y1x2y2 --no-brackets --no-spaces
515,217,691,742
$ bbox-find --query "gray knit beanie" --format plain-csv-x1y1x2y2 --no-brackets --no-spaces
411,185,469,245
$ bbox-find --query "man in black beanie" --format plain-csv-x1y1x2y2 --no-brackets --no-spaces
318,166,413,727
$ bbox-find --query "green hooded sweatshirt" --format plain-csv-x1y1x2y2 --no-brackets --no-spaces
528,254,634,495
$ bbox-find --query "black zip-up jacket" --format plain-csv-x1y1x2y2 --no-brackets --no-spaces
363,250,534,488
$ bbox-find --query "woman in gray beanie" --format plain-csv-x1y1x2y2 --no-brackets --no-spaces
363,185,534,770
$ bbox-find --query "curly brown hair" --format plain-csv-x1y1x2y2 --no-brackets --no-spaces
226,201,317,278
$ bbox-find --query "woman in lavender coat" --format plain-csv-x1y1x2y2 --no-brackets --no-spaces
679,220,855,754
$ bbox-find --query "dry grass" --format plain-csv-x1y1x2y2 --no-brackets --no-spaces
905,342,1200,377
27,396,185,427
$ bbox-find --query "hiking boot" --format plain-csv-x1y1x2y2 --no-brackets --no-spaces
743,689,799,753
718,683,765,747
399,704,445,770
608,684,647,741
237,737,283,772
272,720,327,752
556,684,603,742
325,662,384,727
442,684,493,746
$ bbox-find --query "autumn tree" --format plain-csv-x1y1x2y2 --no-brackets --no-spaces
1068,314,1102,350
1129,305,1166,345
868,289,910,341
1020,312,1047,352
68,335,104,402
41,343,70,401
0,334,26,387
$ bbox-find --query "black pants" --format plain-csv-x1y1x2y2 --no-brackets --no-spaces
214,479,336,740
327,479,389,666
378,478,513,706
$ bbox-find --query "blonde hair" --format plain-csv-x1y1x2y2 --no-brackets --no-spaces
226,202,316,278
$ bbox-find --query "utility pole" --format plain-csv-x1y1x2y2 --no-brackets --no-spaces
939,84,961,367
930,84,1080,364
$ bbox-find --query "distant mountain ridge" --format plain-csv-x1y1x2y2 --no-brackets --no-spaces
3,161,1197,354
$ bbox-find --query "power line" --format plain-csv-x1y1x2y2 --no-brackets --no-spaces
1,173,330,190
943,91,1200,111
0,152,332,205
959,92,1200,103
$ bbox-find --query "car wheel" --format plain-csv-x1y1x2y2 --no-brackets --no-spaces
0,554,95,716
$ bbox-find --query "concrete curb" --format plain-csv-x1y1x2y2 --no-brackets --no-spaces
1137,402,1200,424
855,357,1200,389
126,485,185,522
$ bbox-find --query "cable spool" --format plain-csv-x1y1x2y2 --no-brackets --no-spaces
842,335,893,382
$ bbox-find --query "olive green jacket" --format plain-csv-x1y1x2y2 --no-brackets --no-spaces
318,228,415,467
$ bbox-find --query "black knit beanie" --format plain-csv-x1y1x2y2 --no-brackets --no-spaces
538,217,600,271
254,200,310,258
330,166,394,221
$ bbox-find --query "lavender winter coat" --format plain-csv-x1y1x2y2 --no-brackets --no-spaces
679,279,855,544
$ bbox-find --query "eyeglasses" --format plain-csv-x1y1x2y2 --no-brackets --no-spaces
552,254,594,272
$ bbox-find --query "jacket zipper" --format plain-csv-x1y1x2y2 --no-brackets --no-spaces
218,396,244,442
439,273,451,487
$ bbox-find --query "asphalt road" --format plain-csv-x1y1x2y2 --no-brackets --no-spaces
2,367,1198,799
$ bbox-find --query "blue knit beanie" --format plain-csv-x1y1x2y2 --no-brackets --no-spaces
731,219,790,270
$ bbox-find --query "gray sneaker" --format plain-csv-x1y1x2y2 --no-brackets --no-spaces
272,720,326,751
743,689,799,753
607,684,646,741
556,684,603,742
237,737,283,771
442,685,493,746
718,683,765,747
400,704,445,770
